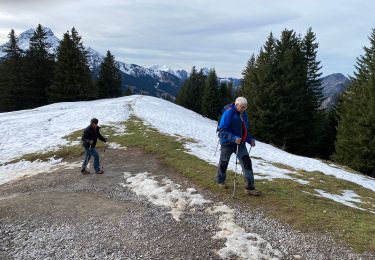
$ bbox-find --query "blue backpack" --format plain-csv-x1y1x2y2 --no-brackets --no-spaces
216,103,235,134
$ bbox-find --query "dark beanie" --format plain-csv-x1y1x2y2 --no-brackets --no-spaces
91,118,99,124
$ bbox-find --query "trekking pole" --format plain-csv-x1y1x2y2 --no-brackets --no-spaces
101,143,108,171
213,139,220,157
232,144,239,198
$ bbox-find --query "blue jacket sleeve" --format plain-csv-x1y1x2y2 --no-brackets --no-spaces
218,109,239,143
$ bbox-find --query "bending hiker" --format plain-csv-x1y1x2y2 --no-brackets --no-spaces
81,118,108,174
217,97,261,196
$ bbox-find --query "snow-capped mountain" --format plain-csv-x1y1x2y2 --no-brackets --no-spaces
149,65,188,80
0,27,183,99
0,27,59,57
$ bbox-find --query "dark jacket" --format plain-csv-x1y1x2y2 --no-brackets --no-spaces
82,125,106,148
218,103,254,145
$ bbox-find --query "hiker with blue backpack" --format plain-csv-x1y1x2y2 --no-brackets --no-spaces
217,97,261,196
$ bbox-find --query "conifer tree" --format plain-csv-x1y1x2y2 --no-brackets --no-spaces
0,29,25,112
334,28,375,176
219,81,233,107
97,50,122,98
23,24,55,108
176,66,206,114
176,76,191,107
124,87,133,96
241,29,324,155
241,33,277,140
48,28,94,102
271,30,311,153
302,27,325,154
201,69,221,119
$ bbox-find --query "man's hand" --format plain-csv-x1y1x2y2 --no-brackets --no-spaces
105,137,109,142
235,138,241,145
250,140,256,147
89,140,94,145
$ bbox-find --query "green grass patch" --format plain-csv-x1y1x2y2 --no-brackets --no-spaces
110,117,375,254
5,118,375,253
6,128,109,164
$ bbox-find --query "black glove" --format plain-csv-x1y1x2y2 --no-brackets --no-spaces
104,137,109,142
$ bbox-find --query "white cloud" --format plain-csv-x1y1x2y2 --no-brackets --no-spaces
0,0,374,77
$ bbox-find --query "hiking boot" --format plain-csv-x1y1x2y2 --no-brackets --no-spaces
245,188,261,196
96,170,104,174
81,168,90,174
218,183,228,189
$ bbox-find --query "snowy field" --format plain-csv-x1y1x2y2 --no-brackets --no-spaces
1,95,374,212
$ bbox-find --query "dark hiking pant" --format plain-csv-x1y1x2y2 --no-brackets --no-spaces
216,143,255,190
82,146,100,173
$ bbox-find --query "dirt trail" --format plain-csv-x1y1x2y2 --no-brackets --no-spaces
0,147,373,260
0,148,222,260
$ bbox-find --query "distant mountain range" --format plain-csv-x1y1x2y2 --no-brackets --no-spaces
0,27,349,106
321,73,350,109
0,27,186,99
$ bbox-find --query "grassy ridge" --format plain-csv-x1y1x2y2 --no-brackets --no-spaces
6,117,375,253
110,117,374,253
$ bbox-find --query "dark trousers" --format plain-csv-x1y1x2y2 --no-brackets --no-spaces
216,143,255,190
82,146,100,172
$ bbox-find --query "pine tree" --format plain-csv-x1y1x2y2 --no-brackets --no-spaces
219,81,233,107
241,33,277,140
271,30,311,153
318,102,340,159
187,67,201,113
23,24,55,108
48,28,94,102
97,50,122,98
201,69,221,119
241,30,324,155
334,28,375,176
176,76,191,107
176,66,206,114
124,87,133,96
302,27,325,154
0,29,25,112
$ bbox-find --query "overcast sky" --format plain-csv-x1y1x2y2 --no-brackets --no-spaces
0,0,374,77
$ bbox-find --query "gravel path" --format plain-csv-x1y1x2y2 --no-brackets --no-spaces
0,148,373,259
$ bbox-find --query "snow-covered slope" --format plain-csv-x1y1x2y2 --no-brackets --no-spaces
0,95,374,213
0,97,133,164
1,95,374,197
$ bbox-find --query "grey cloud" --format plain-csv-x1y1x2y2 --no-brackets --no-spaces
1,0,375,77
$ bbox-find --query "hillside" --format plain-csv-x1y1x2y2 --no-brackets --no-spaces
0,95,374,259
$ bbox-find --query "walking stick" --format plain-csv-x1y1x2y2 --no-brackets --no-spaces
101,143,108,171
213,139,220,157
232,144,239,198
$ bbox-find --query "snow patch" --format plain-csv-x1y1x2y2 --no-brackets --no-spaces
121,172,210,221
207,204,282,259
111,124,127,136
121,171,282,259
0,159,81,185
107,142,127,150
313,189,374,212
